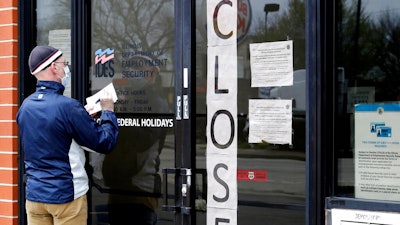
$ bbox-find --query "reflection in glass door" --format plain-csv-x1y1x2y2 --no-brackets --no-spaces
88,0,306,224
195,0,306,224
89,1,175,224
335,0,400,199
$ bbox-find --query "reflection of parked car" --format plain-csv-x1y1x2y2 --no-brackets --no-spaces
269,69,306,112
269,69,306,150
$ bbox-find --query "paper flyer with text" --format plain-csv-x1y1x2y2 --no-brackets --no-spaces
355,103,400,201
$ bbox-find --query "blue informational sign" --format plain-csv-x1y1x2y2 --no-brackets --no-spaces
355,103,400,201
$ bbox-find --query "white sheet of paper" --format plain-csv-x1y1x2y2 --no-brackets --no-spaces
49,29,72,97
206,155,237,209
80,146,96,153
248,99,292,144
86,82,118,114
354,103,400,201
250,40,293,87
207,208,237,225
206,0,238,223
331,208,400,225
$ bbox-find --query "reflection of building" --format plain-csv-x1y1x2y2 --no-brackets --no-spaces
5,1,400,225
91,51,171,223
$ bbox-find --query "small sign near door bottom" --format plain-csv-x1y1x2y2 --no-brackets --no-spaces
237,170,267,181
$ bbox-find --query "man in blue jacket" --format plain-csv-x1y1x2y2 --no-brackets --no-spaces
16,45,119,225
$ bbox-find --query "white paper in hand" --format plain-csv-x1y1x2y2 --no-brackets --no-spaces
86,83,118,114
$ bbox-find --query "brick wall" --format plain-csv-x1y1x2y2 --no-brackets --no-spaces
0,0,19,225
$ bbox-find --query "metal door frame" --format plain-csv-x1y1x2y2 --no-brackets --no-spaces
17,1,341,225
162,1,197,225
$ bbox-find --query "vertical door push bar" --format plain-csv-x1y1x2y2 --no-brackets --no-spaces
162,168,192,215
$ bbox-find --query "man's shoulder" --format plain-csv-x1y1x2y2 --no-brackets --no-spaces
57,95,81,105
52,95,86,115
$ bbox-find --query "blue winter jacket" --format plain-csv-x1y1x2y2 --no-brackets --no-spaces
16,81,119,204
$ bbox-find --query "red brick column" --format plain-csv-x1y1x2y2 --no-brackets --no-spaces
0,0,19,225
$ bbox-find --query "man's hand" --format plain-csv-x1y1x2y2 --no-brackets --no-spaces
84,104,97,117
100,91,114,112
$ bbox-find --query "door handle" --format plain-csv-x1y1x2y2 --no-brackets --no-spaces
162,168,192,214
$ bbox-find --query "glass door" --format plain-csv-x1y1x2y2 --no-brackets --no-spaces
89,1,176,224
333,0,400,204
88,0,307,225
195,0,306,225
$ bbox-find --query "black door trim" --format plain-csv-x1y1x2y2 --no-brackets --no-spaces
173,0,196,224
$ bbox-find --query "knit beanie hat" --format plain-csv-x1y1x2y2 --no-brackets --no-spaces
29,46,63,75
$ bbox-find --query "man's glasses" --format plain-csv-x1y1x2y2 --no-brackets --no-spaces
54,61,69,66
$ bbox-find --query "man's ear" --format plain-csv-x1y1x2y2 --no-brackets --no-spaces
52,62,56,70
49,62,58,75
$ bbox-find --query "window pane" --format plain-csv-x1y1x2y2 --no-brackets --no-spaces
335,0,400,201
36,1,71,96
196,1,306,224
89,1,175,224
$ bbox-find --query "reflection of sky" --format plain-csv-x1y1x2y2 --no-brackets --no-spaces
36,1,62,20
249,0,289,31
361,0,400,20
250,0,400,30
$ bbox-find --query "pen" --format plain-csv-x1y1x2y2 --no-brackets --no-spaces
95,99,100,104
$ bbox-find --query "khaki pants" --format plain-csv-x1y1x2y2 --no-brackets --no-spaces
26,195,87,225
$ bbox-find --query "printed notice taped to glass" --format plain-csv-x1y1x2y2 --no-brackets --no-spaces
49,29,72,97
248,99,292,145
249,40,293,87
49,29,71,63
355,103,400,201
86,82,118,115
331,208,400,225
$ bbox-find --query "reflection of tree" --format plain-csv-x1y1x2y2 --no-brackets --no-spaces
338,0,400,100
336,1,400,153
337,0,374,81
92,0,174,60
368,13,400,100
250,0,306,70
36,0,70,45
249,0,400,100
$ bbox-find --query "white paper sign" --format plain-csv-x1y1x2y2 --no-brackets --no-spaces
249,40,293,87
207,208,237,225
49,29,72,97
331,208,400,225
355,103,400,201
248,99,292,144
207,46,238,102
86,82,118,114
206,155,237,209
207,0,237,224
49,29,71,62
207,1,236,47
347,87,375,113
206,100,237,157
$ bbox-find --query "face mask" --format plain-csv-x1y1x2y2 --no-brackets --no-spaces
61,66,71,87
